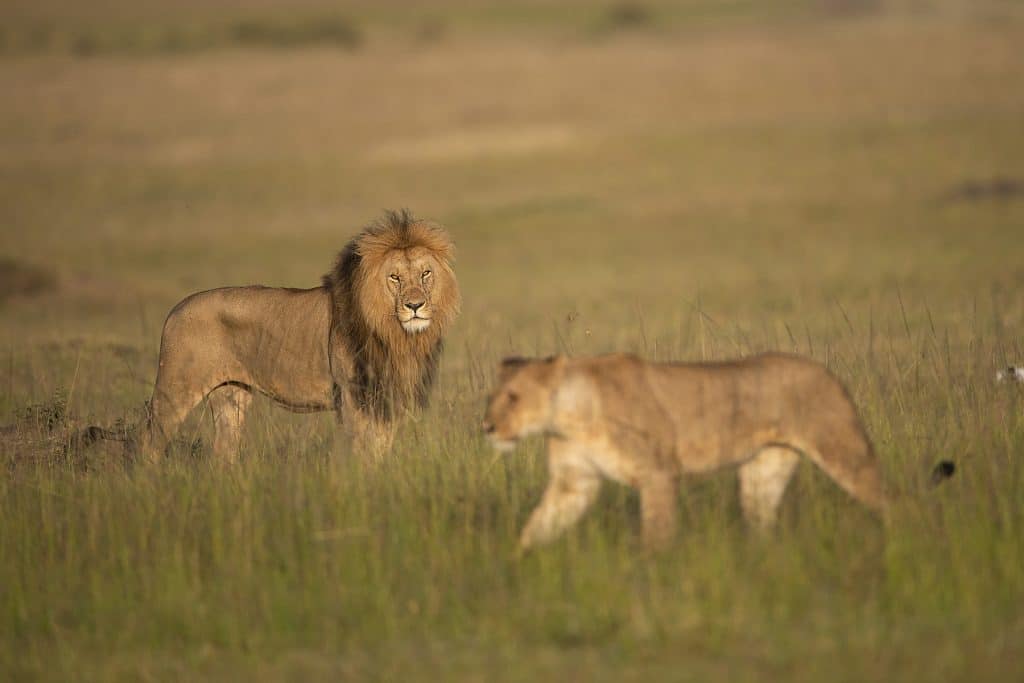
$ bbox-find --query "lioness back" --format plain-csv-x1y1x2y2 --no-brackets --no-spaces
637,352,868,473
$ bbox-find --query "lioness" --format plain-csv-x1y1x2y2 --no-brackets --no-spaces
483,353,952,552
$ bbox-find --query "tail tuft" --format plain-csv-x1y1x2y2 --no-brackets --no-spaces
929,460,956,486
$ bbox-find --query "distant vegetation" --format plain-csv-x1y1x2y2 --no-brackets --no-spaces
0,0,966,57
0,15,363,56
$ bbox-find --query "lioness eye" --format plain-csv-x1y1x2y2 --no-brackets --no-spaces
389,274,400,283
421,270,432,280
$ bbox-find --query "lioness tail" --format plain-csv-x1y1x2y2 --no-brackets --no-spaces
929,460,956,487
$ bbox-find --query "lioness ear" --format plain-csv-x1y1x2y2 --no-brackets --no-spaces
501,356,530,368
498,356,531,381
541,354,567,380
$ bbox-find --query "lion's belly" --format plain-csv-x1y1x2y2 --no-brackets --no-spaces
215,286,335,411
244,334,334,410
255,371,334,411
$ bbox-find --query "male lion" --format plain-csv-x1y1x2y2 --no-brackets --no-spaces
128,209,459,462
482,353,953,552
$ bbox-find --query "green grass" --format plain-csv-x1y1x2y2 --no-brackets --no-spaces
2,1,1024,680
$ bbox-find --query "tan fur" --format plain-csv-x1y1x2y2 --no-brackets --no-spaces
482,353,889,552
135,210,460,463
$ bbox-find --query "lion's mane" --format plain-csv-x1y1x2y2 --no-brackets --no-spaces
322,209,460,420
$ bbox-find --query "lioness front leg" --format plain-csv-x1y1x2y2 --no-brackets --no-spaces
640,471,680,551
519,442,601,553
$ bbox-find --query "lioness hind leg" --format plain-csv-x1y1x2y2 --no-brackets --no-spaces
640,472,680,551
739,446,801,530
800,433,889,515
208,384,253,463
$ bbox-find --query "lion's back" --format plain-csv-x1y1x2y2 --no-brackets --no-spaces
154,286,335,406
163,286,330,342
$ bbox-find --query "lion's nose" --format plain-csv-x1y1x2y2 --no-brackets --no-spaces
482,421,495,434
405,301,424,313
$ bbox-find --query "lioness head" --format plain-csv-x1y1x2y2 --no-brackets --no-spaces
483,356,565,452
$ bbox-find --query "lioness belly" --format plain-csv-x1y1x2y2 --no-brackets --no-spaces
675,425,785,474
642,362,787,474
580,436,649,486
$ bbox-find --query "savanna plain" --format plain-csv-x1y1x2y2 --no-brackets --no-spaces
2,0,1024,680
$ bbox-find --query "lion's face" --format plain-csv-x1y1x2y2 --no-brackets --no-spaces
376,246,450,335
483,357,564,452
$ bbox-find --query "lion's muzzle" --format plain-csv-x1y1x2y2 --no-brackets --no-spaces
398,289,432,333
401,317,431,333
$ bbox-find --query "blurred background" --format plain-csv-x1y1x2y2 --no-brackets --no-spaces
2,1,1022,398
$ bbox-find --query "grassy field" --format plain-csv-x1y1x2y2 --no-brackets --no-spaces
2,0,1024,679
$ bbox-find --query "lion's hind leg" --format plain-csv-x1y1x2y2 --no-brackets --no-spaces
137,383,207,464
738,446,801,531
208,384,253,463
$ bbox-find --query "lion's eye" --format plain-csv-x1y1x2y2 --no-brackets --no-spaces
421,270,432,281
388,274,400,284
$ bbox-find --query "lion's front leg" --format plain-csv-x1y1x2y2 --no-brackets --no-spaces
519,440,602,554
351,410,395,460
334,399,396,461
